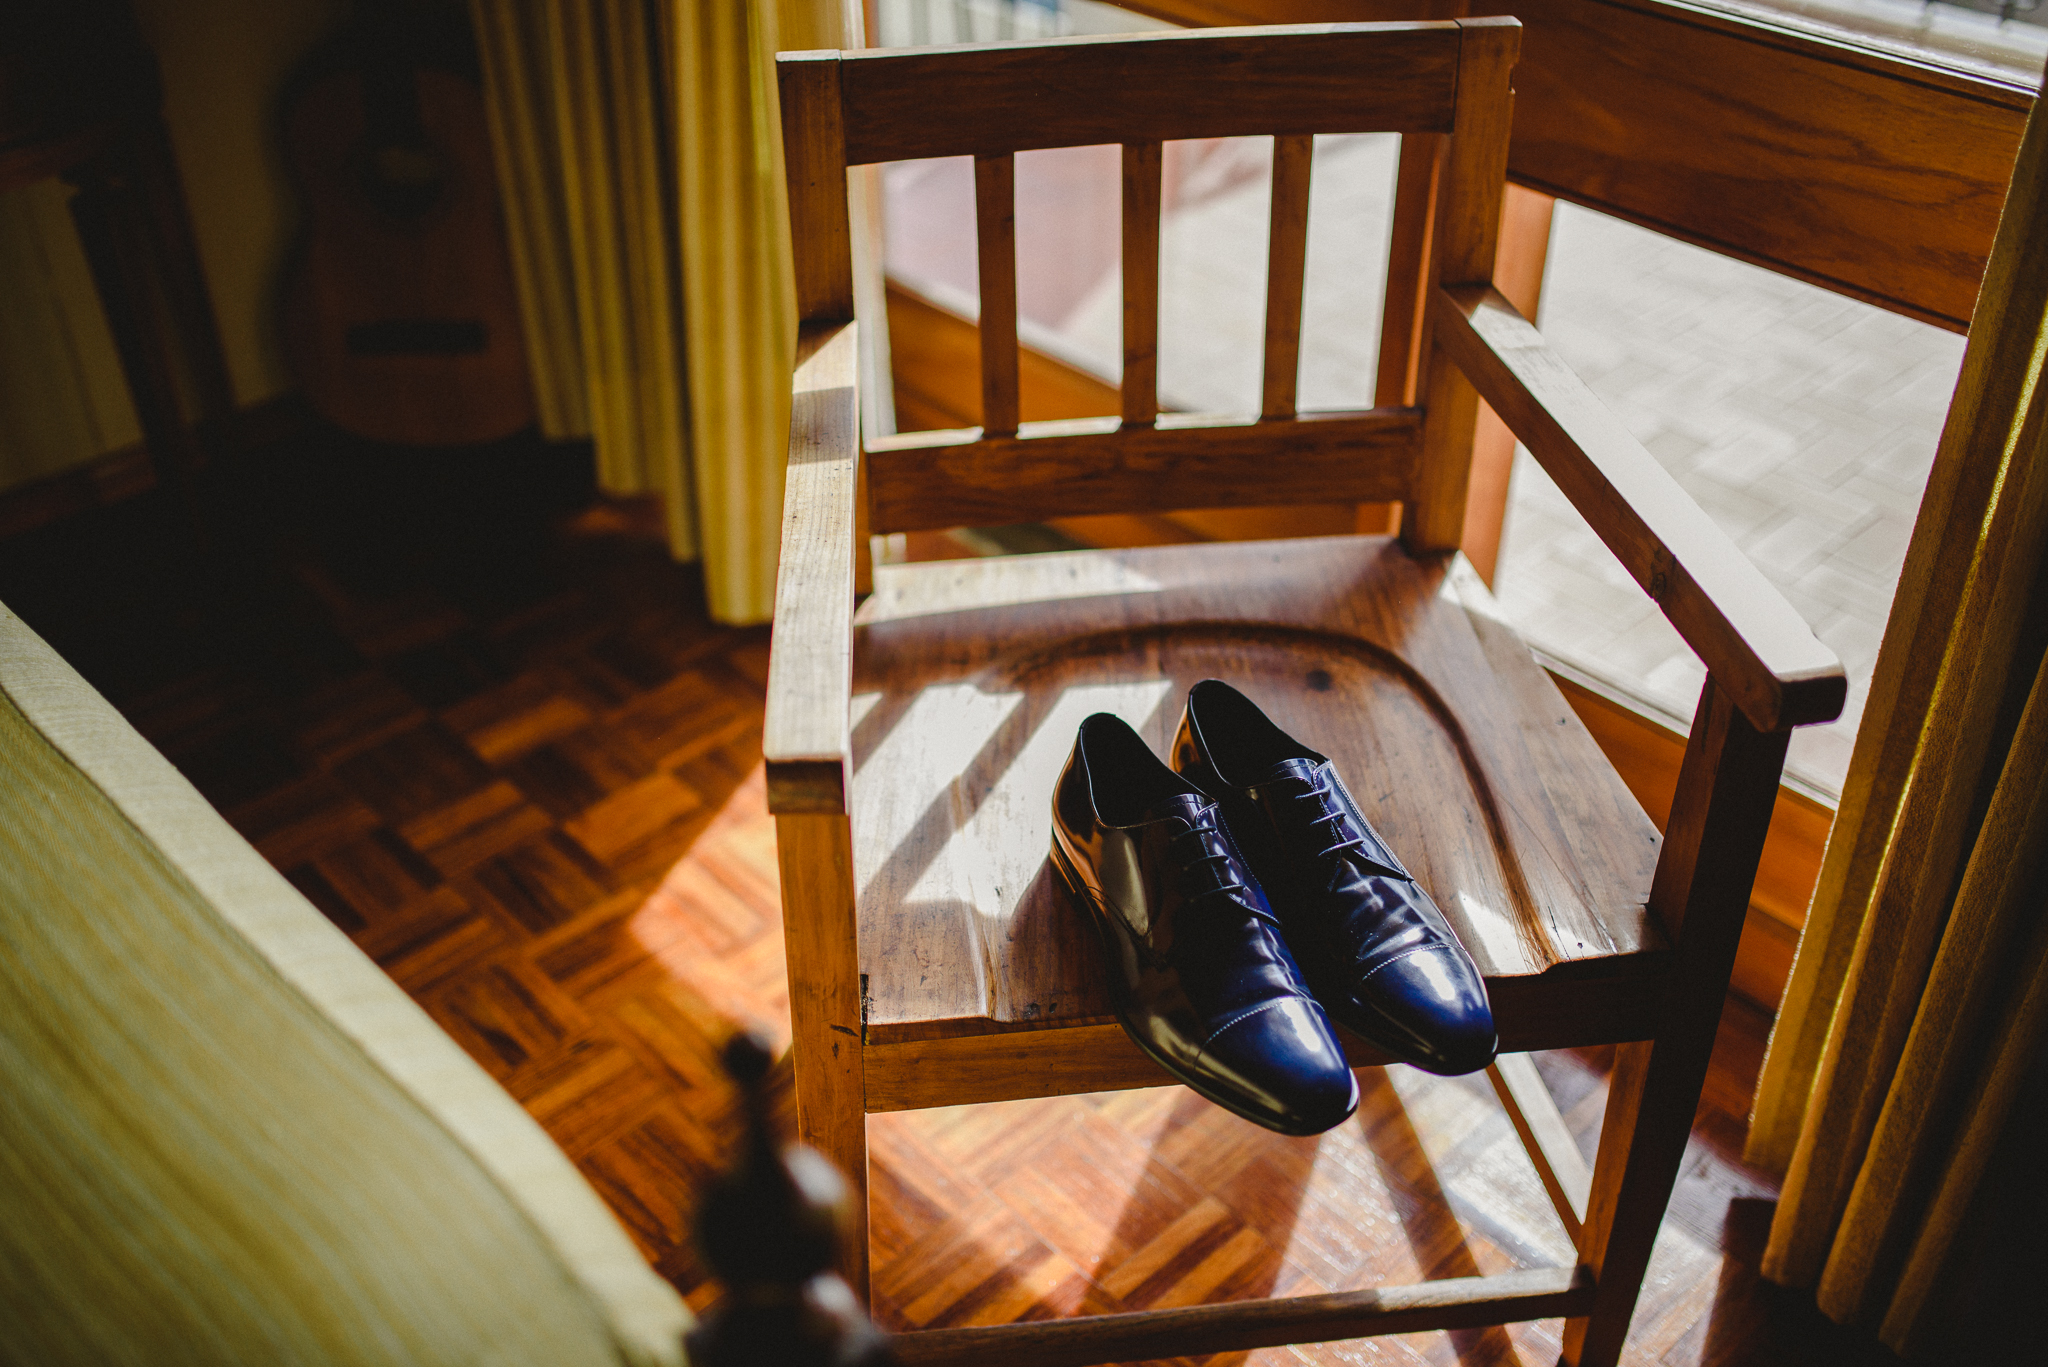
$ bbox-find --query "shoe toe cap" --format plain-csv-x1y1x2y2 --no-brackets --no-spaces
1360,948,1497,1076
1197,997,1358,1135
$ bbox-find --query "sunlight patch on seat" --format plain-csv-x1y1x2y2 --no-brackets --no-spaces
1458,891,1535,981
862,552,1164,623
928,679,1175,926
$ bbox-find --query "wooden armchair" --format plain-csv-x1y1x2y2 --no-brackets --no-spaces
765,21,1845,1367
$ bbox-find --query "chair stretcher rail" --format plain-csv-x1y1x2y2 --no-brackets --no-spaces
888,1267,1594,1367
764,321,860,815
1432,285,1846,732
1489,1053,1593,1247
863,407,1419,533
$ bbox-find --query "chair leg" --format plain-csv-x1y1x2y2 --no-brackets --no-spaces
775,811,872,1299
1564,678,1789,1366
1558,1039,1680,1367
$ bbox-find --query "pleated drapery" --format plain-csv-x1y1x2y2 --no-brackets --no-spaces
1744,87,2048,1355
468,0,846,624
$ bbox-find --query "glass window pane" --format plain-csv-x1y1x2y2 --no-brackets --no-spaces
1691,0,2045,88
1499,203,1966,796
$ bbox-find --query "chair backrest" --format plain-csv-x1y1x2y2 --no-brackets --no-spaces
778,19,1519,541
0,601,691,1367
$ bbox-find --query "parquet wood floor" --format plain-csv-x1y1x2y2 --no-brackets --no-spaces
0,428,1899,1366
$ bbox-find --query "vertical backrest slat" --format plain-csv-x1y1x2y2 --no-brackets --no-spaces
1121,141,1163,426
1376,132,1443,408
974,153,1020,437
793,19,1517,532
1403,17,1520,554
779,53,854,324
1262,134,1315,419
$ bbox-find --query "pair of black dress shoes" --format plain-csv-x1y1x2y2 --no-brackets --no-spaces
1049,680,1496,1136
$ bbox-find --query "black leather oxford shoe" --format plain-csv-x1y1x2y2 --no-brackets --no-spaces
1050,713,1358,1135
1171,680,1497,1077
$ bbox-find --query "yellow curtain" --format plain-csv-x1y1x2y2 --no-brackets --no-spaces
1744,85,2048,1355
468,0,848,623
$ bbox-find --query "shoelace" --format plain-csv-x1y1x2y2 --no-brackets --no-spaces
1166,819,1280,930
1287,775,1370,863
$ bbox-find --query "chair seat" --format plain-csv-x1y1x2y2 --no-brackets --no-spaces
848,535,1668,1112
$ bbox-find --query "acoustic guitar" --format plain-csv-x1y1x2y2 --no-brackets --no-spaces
280,7,534,446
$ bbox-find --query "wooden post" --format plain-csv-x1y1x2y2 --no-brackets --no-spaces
1262,134,1313,419
974,153,1020,437
775,811,872,1301
1403,18,1518,555
1462,184,1555,585
779,54,855,325
765,320,865,1293
1366,130,1444,535
1121,141,1162,427
1562,676,1789,1366
1375,133,1442,412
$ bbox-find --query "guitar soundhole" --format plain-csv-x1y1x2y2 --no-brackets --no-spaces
347,319,486,356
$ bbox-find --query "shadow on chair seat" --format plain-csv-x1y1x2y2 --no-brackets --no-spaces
848,534,1669,1114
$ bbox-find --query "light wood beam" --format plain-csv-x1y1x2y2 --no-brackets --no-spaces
862,409,1418,531
764,322,860,814
890,1267,1594,1367
974,154,1020,438
777,54,854,323
1122,141,1162,426
1489,1052,1592,1247
1262,134,1313,418
1434,285,1845,732
1401,18,1518,555
1463,184,1556,586
836,24,1462,164
1565,677,1789,1365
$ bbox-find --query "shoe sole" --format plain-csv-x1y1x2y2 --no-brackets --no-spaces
1047,838,1359,1136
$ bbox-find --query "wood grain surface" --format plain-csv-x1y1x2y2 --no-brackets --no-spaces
1398,18,1517,555
1565,678,1790,1366
776,809,871,1294
863,410,1420,532
1436,18,1519,288
1497,0,2028,332
1552,671,1832,1011
1121,142,1163,428
1261,134,1314,420
764,322,860,815
1434,285,1847,733
847,536,1662,1049
1121,0,2031,333
1489,1052,1592,1246
836,23,1463,165
777,52,855,323
862,963,1672,1111
1376,131,1443,411
974,155,1021,438
891,1266,1592,1366
1462,184,1558,587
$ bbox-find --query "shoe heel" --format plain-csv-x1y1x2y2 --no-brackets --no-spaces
1048,840,1089,908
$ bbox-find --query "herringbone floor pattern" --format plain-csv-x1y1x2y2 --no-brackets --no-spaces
0,430,1896,1365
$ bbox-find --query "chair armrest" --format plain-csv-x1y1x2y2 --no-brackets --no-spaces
765,320,862,814
1433,285,1846,733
